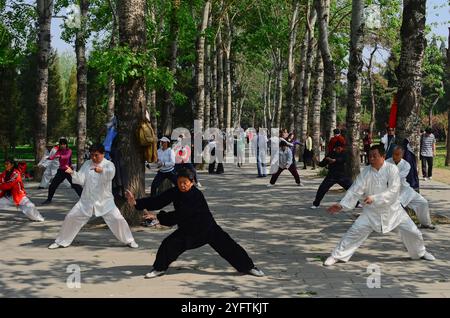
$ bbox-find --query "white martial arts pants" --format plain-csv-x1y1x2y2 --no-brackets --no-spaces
0,196,44,221
54,205,135,247
406,193,432,227
331,213,427,262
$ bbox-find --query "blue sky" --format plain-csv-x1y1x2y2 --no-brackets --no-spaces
51,0,450,54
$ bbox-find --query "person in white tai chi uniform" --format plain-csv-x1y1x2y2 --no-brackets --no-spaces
387,146,435,230
48,143,138,249
324,145,435,266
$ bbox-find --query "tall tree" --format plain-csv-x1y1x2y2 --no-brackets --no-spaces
194,0,211,126
35,0,53,180
315,0,336,145
117,0,147,225
286,0,300,131
395,0,426,155
75,0,89,169
346,0,364,179
445,27,450,166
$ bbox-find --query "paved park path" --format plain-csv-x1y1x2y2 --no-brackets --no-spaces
1,163,450,298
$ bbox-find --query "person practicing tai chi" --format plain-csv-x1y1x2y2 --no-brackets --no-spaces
48,143,138,249
311,142,353,209
268,140,303,187
151,137,177,196
41,137,82,205
38,142,69,189
324,145,435,266
125,168,264,279
387,146,435,229
0,158,45,222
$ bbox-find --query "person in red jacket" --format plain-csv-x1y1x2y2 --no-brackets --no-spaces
0,158,44,222
327,129,346,155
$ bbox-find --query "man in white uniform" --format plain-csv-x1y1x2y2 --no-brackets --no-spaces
324,145,435,266
387,146,435,229
48,143,138,249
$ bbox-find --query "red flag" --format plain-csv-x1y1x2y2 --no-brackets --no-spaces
388,94,398,128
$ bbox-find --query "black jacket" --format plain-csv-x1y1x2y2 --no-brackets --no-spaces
135,186,216,236
318,151,347,177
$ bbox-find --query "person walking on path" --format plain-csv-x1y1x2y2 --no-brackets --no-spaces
420,127,436,181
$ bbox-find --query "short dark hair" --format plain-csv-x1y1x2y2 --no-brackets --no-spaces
89,143,105,154
279,140,288,147
59,138,68,145
425,127,432,134
177,168,195,182
4,157,15,166
370,144,385,157
333,128,340,135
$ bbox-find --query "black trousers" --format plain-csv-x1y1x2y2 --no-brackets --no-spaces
151,170,178,196
47,169,83,200
209,161,224,174
421,156,433,178
153,224,255,273
313,174,353,207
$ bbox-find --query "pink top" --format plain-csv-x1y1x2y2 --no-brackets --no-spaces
49,148,72,171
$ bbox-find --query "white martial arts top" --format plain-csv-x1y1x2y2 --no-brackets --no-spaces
386,158,418,207
157,148,175,173
71,158,116,217
340,161,408,233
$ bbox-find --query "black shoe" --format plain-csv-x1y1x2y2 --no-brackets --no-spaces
41,199,52,205
38,186,44,190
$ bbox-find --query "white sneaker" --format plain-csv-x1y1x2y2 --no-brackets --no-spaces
421,252,436,261
267,183,274,187
298,182,305,187
429,176,432,180
196,182,203,188
144,270,166,279
48,243,61,249
323,256,338,266
128,241,139,249
247,267,265,277
310,205,319,209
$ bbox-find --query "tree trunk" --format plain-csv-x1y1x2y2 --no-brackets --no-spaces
224,12,232,129
445,28,450,166
287,0,300,131
162,1,179,136
216,29,224,129
35,0,53,181
395,0,426,156
311,49,324,164
107,0,118,122
295,35,308,134
194,0,211,126
299,2,317,145
346,0,364,180
75,0,89,169
274,49,283,129
315,0,336,146
117,0,147,225
204,13,212,129
368,45,377,136
211,41,218,128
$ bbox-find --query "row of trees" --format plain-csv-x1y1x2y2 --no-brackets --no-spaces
1,0,449,223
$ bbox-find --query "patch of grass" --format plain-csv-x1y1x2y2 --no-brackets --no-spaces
434,142,449,170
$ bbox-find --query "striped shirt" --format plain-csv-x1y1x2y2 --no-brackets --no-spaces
420,133,435,157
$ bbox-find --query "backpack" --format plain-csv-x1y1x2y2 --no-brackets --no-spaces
137,119,156,146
